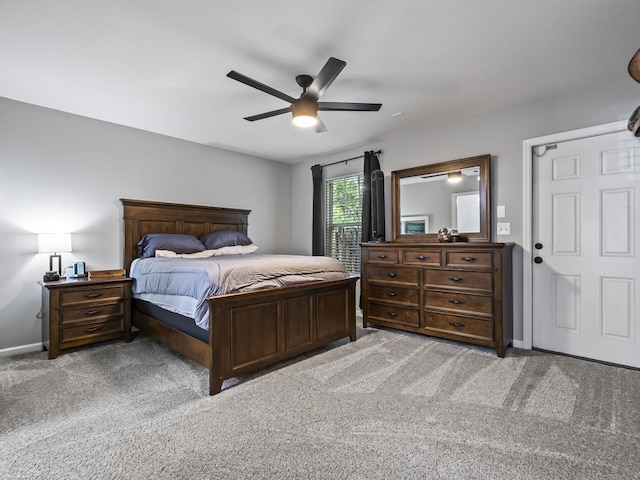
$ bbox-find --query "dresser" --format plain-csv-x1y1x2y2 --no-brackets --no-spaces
361,242,513,357
39,277,133,359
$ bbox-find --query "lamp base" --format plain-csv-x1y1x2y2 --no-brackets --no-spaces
43,271,60,282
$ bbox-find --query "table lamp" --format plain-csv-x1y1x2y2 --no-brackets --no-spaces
38,233,72,280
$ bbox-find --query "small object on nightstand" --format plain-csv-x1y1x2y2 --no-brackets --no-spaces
43,271,60,282
38,276,133,359
88,269,126,279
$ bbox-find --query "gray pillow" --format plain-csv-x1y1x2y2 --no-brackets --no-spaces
137,234,205,258
201,231,252,250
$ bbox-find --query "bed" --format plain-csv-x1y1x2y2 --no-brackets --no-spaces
121,199,358,395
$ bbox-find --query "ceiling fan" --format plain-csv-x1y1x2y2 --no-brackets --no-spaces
227,57,382,132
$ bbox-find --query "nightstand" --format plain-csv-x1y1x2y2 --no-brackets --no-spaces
39,276,133,359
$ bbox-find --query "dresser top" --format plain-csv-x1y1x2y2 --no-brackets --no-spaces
361,241,514,248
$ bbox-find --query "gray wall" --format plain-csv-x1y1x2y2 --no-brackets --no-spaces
291,77,640,344
0,97,292,353
3,75,638,353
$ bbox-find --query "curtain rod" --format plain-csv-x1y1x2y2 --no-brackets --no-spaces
320,149,382,168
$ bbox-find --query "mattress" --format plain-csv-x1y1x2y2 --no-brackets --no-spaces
130,254,348,329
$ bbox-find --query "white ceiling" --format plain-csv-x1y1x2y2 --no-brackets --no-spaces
2,0,639,164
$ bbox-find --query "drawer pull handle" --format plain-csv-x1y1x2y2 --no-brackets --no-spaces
85,326,103,333
449,299,464,305
387,292,398,297
416,255,427,260
85,293,103,299
449,321,466,328
378,254,387,259
86,310,102,316
387,311,398,317
462,257,477,262
387,273,397,278
449,277,464,283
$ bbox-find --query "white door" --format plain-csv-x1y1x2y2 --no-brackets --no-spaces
532,130,640,367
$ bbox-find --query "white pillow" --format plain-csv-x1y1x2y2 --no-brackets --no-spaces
155,249,216,258
210,244,258,256
155,244,258,258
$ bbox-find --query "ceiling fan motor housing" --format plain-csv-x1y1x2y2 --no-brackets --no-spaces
296,74,314,91
292,97,318,118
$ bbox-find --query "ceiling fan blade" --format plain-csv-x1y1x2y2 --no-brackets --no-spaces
318,102,382,112
315,116,328,133
308,57,346,98
227,70,296,104
244,107,292,122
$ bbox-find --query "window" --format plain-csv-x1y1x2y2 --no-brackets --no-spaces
325,174,363,274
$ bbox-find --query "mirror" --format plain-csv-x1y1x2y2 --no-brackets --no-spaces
391,154,491,242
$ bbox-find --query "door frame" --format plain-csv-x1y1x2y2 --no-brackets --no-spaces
521,120,628,350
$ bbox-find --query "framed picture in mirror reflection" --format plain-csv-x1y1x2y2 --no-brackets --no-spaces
400,215,430,234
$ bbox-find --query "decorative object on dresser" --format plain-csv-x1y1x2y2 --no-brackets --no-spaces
39,276,133,359
362,154,514,357
121,199,357,395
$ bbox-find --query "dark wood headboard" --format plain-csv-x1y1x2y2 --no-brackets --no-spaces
121,199,251,273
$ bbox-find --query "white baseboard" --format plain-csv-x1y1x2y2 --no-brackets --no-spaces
0,343,43,358
512,339,525,349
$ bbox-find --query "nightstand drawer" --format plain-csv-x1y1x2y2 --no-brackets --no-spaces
60,318,123,343
61,285,124,306
60,302,124,325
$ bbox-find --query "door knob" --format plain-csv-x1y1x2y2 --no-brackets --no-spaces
535,243,543,250
534,257,543,264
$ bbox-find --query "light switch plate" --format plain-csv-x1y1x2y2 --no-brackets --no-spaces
497,222,510,235
497,205,506,218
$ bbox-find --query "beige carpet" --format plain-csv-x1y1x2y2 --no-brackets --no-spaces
1,326,639,479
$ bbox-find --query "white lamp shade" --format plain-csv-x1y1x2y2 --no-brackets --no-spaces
38,233,72,253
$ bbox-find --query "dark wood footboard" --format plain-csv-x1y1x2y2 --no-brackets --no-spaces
207,276,357,395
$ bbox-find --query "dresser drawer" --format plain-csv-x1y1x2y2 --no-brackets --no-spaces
60,302,124,325
425,290,493,316
425,312,494,341
60,318,124,343
445,251,493,269
365,249,400,264
368,302,419,327
425,269,493,293
402,249,441,266
367,265,419,285
60,285,124,307
368,285,419,305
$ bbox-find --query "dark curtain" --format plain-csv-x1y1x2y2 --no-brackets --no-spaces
360,150,380,308
311,164,324,256
361,151,381,243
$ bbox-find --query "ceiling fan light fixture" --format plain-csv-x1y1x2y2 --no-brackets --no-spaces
292,114,318,128
291,99,318,128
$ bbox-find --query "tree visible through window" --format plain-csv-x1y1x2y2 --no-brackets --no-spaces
325,174,363,274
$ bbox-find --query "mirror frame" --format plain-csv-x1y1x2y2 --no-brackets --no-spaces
391,154,491,243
